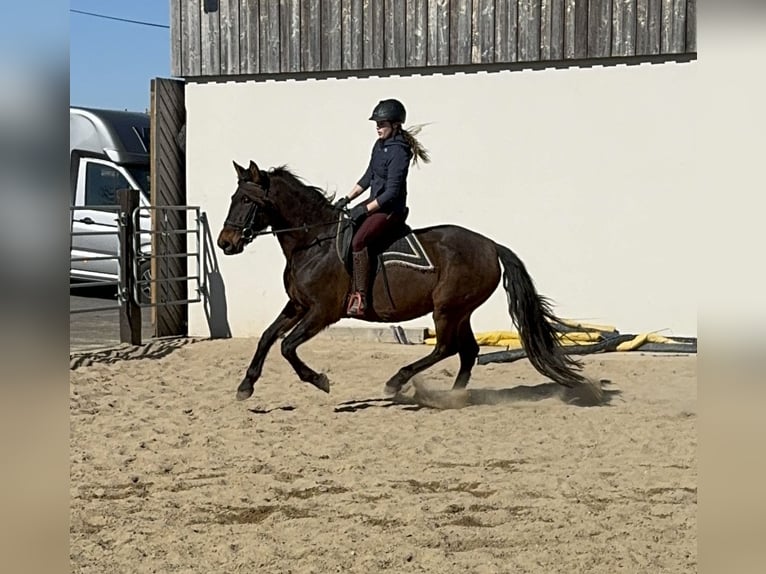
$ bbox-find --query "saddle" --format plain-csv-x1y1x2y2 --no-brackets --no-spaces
335,217,435,276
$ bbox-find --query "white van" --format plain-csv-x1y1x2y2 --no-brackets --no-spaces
70,106,152,302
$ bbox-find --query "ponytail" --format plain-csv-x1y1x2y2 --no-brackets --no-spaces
399,125,431,166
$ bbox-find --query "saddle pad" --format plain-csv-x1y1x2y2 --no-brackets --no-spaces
378,233,435,271
335,219,435,273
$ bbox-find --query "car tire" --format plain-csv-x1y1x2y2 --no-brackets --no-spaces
137,260,152,304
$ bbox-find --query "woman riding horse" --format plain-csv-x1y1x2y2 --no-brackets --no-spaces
334,98,430,317
217,163,601,403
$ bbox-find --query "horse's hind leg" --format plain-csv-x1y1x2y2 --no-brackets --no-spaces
280,311,334,393
453,320,479,390
383,312,460,395
237,301,305,400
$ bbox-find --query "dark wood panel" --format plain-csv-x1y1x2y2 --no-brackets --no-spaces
184,0,202,75
494,0,517,62
280,0,301,72
588,0,612,58
301,0,321,72
428,0,450,65
322,0,342,69
686,0,695,52
450,0,472,64
636,0,649,54
342,0,364,69
260,0,280,72
472,0,494,63
645,0,661,54
564,0,575,58
149,78,187,338
661,0,670,53
574,0,588,58
240,0,260,74
541,0,552,60
518,0,541,62
613,0,637,57
363,0,385,68
670,0,687,53
350,0,364,68
550,0,565,60
171,0,182,76
200,0,221,75
407,0,428,67
385,0,407,67
221,0,240,74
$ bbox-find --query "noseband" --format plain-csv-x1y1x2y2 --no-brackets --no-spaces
224,176,270,244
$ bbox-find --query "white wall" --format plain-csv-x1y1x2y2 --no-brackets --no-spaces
186,59,699,339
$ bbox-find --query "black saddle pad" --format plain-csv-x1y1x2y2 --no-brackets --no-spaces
336,219,435,275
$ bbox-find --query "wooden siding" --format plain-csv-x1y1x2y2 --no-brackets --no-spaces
149,78,188,338
172,0,696,77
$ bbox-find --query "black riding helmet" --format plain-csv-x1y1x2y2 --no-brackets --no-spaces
369,99,406,124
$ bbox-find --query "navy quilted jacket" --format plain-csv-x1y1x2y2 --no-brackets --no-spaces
357,133,412,215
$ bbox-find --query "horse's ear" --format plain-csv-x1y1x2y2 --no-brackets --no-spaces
233,161,246,178
248,160,262,184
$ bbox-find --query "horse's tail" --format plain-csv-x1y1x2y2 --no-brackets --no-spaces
494,242,587,388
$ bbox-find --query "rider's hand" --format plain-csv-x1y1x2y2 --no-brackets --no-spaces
333,196,351,210
349,204,367,223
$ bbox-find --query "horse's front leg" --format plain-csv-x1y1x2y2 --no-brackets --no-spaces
236,301,305,400
280,310,335,393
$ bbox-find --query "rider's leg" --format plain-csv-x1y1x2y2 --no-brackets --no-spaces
347,213,391,316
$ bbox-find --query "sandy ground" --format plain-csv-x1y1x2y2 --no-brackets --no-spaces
70,334,696,573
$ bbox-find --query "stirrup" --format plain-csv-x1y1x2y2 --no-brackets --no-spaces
346,292,365,317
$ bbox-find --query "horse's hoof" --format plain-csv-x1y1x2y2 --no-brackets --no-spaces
236,383,254,401
311,373,330,393
383,382,400,396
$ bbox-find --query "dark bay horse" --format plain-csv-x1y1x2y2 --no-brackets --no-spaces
217,160,601,403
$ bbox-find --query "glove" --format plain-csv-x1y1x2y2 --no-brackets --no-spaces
333,196,351,210
349,204,368,223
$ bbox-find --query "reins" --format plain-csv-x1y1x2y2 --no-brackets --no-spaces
229,176,348,242
245,217,347,239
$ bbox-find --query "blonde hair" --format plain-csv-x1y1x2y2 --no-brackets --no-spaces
398,124,431,166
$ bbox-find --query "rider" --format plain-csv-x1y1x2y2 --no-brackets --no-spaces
334,98,430,317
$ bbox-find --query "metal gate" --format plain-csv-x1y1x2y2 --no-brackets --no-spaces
132,205,204,309
69,188,204,348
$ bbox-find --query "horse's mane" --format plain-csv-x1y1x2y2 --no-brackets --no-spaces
268,166,334,208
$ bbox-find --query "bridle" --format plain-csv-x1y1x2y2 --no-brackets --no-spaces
223,178,268,244
224,174,348,245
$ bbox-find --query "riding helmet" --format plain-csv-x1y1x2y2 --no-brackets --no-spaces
369,99,406,124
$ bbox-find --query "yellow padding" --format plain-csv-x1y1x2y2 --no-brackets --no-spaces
424,324,686,350
556,319,618,333
423,330,603,348
615,333,679,351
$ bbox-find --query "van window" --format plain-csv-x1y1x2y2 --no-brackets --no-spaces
127,165,151,199
85,162,130,206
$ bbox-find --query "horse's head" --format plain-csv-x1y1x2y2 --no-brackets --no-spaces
217,160,273,255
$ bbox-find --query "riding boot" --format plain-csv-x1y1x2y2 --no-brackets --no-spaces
347,248,370,317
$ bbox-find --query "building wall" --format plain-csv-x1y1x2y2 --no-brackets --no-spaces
185,58,699,338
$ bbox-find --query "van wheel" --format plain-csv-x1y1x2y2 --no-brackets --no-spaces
137,260,152,304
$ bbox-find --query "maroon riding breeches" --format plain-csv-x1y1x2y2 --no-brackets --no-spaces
351,211,406,252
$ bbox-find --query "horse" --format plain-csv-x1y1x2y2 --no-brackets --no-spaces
217,160,601,403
